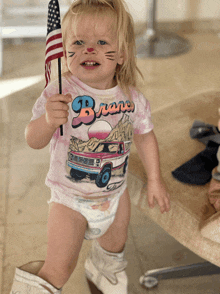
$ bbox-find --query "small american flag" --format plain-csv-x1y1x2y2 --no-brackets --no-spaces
45,0,64,87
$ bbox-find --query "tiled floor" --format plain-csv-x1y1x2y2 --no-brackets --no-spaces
1,30,220,294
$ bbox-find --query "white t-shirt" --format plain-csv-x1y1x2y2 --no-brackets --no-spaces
31,73,153,197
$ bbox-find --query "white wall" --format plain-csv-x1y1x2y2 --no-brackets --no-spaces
3,0,220,23
126,0,220,23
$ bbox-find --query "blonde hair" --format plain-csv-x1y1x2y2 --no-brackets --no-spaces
52,0,142,96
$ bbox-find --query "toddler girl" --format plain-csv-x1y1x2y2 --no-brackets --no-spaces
10,0,170,293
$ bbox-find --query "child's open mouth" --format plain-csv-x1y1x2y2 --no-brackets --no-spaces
81,61,100,68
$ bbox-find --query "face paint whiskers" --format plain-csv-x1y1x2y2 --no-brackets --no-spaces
68,52,75,58
105,51,116,61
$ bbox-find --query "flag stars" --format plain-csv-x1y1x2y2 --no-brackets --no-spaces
47,0,62,33
45,0,64,88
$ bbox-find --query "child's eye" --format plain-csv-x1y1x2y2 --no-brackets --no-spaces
74,40,84,45
98,40,107,45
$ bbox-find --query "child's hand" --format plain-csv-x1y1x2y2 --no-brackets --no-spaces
147,179,170,213
45,93,72,129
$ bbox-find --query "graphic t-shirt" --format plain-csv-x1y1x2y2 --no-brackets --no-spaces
31,73,153,197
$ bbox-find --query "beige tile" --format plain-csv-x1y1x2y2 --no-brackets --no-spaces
0,167,7,294
3,223,47,294
5,223,47,261
126,226,148,294
0,168,8,227
137,33,220,113
127,172,145,207
0,121,10,169
0,226,5,294
7,116,49,203
137,56,189,109
3,80,45,123
3,42,45,78
8,162,49,199
10,144,50,167
7,143,50,224
4,225,92,294
8,117,50,164
7,181,50,225
0,170,6,294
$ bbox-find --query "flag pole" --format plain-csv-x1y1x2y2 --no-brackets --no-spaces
45,0,64,136
58,57,63,136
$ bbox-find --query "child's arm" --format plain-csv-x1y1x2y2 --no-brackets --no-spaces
25,93,72,149
133,130,170,213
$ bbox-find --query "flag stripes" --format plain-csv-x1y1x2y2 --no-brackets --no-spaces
45,0,64,87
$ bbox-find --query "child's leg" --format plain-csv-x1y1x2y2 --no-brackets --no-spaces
85,189,131,294
97,188,131,252
38,203,87,289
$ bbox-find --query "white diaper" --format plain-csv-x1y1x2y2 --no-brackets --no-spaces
49,188,125,240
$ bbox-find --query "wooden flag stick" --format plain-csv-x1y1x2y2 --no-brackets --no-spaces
58,57,63,136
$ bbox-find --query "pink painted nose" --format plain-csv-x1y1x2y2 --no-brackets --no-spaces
87,48,94,52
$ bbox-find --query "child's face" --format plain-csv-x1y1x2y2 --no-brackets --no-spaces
64,13,124,90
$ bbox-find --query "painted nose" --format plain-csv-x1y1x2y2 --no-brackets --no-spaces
87,48,94,52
